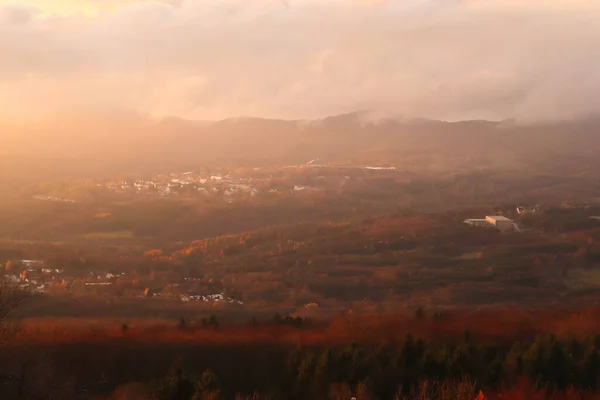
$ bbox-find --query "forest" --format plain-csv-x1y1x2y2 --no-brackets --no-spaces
2,136,600,398
5,307,600,399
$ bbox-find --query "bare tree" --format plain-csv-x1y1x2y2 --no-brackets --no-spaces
0,278,26,347
0,281,76,399
0,279,27,398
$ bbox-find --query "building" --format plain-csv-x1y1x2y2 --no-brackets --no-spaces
485,215,515,231
517,205,540,215
464,215,516,232
463,218,493,228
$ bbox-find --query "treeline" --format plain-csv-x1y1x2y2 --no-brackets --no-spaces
130,332,600,400
521,206,600,233
5,328,600,399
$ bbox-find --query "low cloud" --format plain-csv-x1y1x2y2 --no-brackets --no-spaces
1,0,599,121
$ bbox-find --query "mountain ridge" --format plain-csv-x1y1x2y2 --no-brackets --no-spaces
2,111,600,178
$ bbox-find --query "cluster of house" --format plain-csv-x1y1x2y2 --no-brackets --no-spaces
94,169,333,200
84,271,127,286
3,260,64,293
98,171,268,200
4,261,246,304
2,257,246,305
33,161,402,204
1,259,134,293
142,287,243,305
180,293,243,305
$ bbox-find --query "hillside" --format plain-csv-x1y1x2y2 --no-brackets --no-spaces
3,112,600,179
13,205,600,320
157,207,600,313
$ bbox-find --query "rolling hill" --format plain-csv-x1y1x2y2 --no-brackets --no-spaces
2,111,600,178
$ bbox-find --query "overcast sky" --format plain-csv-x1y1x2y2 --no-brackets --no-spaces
1,0,599,122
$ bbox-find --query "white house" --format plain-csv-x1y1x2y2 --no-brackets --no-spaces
485,216,515,231
464,215,517,232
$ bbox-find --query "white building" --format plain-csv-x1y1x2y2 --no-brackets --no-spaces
464,215,516,232
485,216,515,231
463,218,492,228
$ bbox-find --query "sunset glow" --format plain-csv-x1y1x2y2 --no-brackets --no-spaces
0,0,598,122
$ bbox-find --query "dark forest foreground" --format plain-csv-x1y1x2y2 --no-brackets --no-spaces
4,309,600,399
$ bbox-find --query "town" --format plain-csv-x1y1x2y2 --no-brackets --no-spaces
31,162,401,203
2,258,242,305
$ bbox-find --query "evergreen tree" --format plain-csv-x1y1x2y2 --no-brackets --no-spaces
582,350,600,390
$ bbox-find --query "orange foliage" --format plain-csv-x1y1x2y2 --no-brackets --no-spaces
12,307,600,347
144,249,163,257
486,379,600,400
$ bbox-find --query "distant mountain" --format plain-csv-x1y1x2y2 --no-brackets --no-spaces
2,111,600,177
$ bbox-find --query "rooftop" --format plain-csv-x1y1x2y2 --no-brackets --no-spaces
486,215,512,221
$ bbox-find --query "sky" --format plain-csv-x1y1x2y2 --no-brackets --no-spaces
1,0,599,122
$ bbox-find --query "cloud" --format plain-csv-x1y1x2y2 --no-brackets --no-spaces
0,4,39,24
0,0,599,121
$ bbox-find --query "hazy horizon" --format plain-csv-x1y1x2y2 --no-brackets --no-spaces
2,0,600,124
